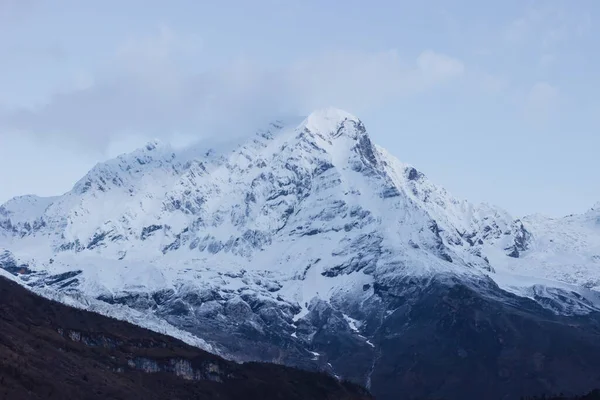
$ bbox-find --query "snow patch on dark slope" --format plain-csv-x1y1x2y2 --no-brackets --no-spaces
3,107,600,399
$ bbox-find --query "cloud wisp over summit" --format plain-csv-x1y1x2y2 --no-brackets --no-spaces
0,27,465,152
0,0,598,216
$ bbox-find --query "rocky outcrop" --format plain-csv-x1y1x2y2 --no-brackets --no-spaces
0,276,371,400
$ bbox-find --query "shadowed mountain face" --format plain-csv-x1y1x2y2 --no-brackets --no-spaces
365,278,600,400
4,274,600,400
524,390,600,400
0,276,371,400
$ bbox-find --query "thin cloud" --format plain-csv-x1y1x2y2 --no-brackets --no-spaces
0,28,465,152
503,4,592,49
0,0,38,20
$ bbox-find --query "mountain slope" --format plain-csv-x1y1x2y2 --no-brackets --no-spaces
367,276,600,400
2,107,600,399
0,274,371,400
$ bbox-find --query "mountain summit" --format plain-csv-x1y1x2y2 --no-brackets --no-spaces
3,108,600,399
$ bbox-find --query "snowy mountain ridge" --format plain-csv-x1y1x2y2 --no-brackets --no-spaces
2,107,600,366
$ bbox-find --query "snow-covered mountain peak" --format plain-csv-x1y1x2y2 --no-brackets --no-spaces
144,139,162,151
5,108,600,399
587,202,600,214
302,107,362,139
0,195,57,223
2,107,600,324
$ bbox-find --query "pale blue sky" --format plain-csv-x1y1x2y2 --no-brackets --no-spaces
0,0,598,217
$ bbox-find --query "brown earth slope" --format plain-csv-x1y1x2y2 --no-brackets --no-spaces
0,276,371,400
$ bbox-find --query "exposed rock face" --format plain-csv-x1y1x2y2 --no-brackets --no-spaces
2,107,600,399
0,276,371,400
